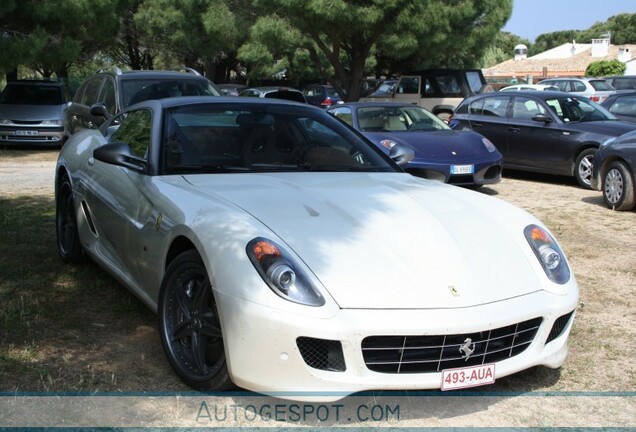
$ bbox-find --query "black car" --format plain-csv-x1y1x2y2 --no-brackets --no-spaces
450,91,636,188
600,92,636,124
603,75,636,91
302,84,343,108
65,67,220,137
591,130,636,210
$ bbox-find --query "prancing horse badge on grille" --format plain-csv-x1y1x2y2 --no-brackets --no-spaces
459,338,475,361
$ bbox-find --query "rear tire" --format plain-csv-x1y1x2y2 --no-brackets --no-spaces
574,148,596,189
603,161,635,211
55,174,84,263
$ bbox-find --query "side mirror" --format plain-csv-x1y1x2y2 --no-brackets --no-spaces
93,142,146,172
532,113,552,123
389,143,415,166
90,103,110,119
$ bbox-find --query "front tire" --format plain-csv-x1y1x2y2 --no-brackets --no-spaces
603,161,635,211
574,148,596,189
158,250,232,390
55,174,84,263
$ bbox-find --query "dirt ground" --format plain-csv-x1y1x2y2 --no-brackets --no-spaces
1,148,635,398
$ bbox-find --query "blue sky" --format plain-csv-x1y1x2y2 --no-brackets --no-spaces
502,0,635,42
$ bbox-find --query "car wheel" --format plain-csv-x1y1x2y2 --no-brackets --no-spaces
603,161,635,211
574,148,596,189
158,250,233,390
55,174,84,263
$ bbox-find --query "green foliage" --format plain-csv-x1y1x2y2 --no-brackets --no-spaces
585,59,626,77
246,0,511,100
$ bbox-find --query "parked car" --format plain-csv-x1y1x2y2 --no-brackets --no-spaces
538,77,615,103
55,96,578,400
302,84,343,108
66,67,219,137
216,83,247,96
0,79,71,146
600,91,636,123
360,69,489,121
327,102,502,187
450,91,636,188
362,79,399,97
500,84,559,92
239,86,307,103
591,130,636,210
603,75,636,91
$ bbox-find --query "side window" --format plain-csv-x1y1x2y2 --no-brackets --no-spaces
111,109,152,159
422,78,435,95
98,78,116,115
398,77,420,94
609,96,636,116
471,96,509,117
573,81,587,92
553,81,569,92
435,75,461,95
512,97,547,120
327,107,353,126
80,77,103,106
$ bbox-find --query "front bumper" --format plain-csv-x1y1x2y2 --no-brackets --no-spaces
0,125,65,146
217,287,578,401
405,157,502,186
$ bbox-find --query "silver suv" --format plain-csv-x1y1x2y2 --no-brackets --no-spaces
66,67,220,138
538,77,616,103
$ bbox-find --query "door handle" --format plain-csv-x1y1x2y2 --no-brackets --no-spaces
509,127,520,132
472,122,483,128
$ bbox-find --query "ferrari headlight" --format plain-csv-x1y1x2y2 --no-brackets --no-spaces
482,137,497,152
247,237,325,306
524,225,570,284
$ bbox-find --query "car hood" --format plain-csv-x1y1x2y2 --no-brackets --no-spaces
184,172,543,309
364,130,491,160
569,120,636,136
0,103,66,121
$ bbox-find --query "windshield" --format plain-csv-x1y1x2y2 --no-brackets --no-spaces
545,97,616,123
357,106,449,132
162,104,397,175
0,84,64,105
123,79,220,107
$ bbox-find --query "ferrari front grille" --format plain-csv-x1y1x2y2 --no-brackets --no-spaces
362,317,543,373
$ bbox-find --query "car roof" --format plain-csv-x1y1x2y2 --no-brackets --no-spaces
331,102,426,109
245,86,303,92
469,90,579,100
136,95,318,110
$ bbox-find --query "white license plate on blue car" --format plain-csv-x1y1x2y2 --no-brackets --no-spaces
451,164,474,174
15,130,39,136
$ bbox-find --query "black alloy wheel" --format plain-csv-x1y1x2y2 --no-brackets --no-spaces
158,250,232,390
55,174,84,263
603,161,636,211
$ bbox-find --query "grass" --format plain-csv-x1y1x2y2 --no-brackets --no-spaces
0,195,156,392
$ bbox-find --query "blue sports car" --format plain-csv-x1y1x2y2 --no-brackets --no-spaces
327,102,502,186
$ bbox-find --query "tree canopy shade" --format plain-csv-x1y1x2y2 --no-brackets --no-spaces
134,0,254,82
240,0,512,100
0,0,123,80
